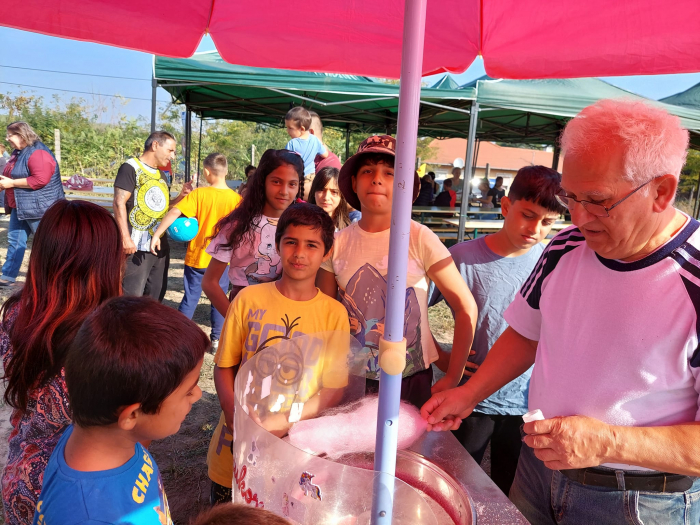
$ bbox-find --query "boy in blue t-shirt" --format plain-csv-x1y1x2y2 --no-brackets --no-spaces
429,165,564,495
284,106,328,200
33,297,209,525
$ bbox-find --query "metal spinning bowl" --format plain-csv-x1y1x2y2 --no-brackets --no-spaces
335,449,475,525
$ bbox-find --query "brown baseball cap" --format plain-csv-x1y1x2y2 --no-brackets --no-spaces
338,135,420,211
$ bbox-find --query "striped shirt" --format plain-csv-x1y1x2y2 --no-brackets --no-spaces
504,216,700,470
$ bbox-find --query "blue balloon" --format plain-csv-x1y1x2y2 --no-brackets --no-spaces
167,217,199,242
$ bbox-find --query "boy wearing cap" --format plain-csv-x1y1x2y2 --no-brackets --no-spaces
316,135,478,408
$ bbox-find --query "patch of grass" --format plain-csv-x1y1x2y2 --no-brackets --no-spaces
429,301,455,345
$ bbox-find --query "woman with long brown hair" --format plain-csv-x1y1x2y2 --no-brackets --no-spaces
0,200,122,525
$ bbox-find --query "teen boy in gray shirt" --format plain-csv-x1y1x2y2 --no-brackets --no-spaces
430,165,564,494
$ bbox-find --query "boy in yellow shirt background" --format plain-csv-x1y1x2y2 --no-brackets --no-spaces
207,203,350,504
151,153,241,348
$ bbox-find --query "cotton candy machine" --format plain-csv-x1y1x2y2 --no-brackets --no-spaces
232,332,526,524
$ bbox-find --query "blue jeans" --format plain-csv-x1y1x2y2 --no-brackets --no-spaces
179,265,229,340
510,439,700,524
1,208,41,281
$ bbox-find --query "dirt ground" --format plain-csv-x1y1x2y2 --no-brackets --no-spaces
0,218,465,525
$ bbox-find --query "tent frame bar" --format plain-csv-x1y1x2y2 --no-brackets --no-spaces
420,100,471,115
266,87,397,106
156,81,228,87
458,101,479,242
267,87,474,116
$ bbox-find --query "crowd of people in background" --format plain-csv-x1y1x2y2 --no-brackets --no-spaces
2,97,700,525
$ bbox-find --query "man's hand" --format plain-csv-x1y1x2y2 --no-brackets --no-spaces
123,237,137,256
523,415,616,470
150,236,161,256
420,385,476,432
0,175,14,190
180,181,193,198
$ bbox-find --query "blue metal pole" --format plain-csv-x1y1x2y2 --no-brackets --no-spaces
371,0,427,522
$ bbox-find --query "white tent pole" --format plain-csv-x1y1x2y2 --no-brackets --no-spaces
458,101,479,242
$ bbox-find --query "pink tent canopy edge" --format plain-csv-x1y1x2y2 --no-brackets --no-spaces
3,0,700,79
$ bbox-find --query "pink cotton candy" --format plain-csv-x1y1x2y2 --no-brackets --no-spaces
287,396,427,458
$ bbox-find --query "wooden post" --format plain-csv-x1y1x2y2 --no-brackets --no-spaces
54,129,61,165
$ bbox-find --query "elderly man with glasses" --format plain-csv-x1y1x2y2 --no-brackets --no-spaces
422,99,700,524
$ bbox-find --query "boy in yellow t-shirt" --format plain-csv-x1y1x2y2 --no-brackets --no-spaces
207,203,350,504
151,153,241,347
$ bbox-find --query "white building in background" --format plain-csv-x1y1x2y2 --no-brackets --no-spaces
423,138,558,193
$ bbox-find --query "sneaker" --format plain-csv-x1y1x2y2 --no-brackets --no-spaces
210,339,219,353
0,280,13,287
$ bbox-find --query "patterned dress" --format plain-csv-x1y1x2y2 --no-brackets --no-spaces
1,305,71,525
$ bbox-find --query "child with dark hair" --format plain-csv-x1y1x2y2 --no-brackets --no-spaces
239,165,256,198
429,164,564,495
151,153,241,350
207,203,349,504
428,171,440,195
413,174,435,206
1,200,123,525
487,176,506,207
191,503,288,525
308,166,351,230
202,149,303,318
317,135,478,409
434,178,456,208
33,296,209,525
284,106,328,200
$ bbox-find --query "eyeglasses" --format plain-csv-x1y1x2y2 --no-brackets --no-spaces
555,177,658,218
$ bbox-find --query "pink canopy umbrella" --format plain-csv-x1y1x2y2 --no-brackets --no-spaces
3,0,700,79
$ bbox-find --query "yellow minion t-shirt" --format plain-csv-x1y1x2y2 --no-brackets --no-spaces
174,186,241,268
206,282,351,488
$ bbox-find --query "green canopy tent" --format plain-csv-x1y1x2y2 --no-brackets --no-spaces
155,52,700,168
466,75,700,146
155,53,700,238
661,83,700,109
459,76,700,181
154,51,476,160
430,75,462,90
660,83,700,216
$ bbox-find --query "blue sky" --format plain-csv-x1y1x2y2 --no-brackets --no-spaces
2,26,700,122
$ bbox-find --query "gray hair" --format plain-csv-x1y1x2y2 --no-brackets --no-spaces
561,99,689,185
